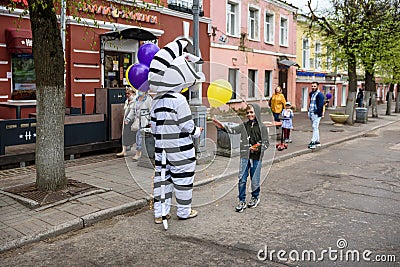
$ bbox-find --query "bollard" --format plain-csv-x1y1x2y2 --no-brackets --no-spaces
81,93,86,114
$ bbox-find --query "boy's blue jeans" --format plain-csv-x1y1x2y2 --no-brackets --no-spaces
238,158,261,202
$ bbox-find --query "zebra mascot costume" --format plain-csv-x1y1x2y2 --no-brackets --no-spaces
148,39,204,229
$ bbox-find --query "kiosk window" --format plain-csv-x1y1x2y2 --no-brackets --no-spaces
104,52,133,88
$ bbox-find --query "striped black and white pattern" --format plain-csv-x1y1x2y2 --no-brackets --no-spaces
148,39,204,93
149,39,203,219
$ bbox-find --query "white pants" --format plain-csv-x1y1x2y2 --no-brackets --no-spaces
310,113,321,142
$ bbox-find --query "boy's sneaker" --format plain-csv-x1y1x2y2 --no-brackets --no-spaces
247,197,260,208
308,141,316,149
154,214,171,224
235,201,246,212
177,209,198,220
315,141,321,147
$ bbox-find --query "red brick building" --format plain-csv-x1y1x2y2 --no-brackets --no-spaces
0,0,211,119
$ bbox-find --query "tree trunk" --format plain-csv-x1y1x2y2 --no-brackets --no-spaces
371,92,378,117
345,53,357,124
395,84,400,113
386,84,394,116
29,0,66,191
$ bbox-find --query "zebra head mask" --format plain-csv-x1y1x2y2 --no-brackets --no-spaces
148,39,205,94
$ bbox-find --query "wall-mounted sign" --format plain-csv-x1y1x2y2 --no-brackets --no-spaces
79,3,158,24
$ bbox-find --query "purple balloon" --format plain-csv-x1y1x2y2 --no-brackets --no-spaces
127,63,149,91
137,43,159,67
326,93,332,99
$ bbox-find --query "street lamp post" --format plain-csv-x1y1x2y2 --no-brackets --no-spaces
190,0,208,160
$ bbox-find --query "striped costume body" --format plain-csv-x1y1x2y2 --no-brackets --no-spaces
148,39,204,219
151,92,200,218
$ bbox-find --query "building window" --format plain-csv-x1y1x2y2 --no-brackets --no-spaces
326,46,333,70
228,68,238,99
279,16,288,46
264,70,272,97
248,69,257,98
302,38,310,69
264,12,274,44
248,7,260,40
12,54,36,100
227,1,239,36
314,41,322,70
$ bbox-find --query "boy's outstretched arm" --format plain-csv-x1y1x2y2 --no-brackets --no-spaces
212,117,224,129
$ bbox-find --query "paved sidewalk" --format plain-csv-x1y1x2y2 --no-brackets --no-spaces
0,104,399,253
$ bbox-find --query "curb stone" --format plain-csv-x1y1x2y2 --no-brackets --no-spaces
0,199,149,253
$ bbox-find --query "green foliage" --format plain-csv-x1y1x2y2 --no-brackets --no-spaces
307,0,400,85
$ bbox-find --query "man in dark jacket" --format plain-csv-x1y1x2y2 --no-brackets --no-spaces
308,82,325,149
212,104,269,212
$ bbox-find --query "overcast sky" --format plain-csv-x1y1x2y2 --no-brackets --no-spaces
284,0,332,13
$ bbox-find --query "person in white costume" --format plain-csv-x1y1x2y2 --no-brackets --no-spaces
148,39,205,227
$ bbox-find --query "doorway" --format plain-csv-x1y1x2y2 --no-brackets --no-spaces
278,68,288,99
341,85,347,106
301,87,308,111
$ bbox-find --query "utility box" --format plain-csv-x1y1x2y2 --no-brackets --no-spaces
355,107,368,123
95,88,126,140
137,128,155,169
216,122,240,157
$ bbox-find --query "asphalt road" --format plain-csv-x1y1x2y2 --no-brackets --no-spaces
0,122,399,267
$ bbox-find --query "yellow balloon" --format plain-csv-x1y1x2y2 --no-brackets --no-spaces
125,64,134,88
207,79,233,107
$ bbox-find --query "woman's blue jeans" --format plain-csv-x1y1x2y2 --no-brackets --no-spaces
273,112,281,122
238,158,261,202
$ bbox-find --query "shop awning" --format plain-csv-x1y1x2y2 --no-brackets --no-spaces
278,59,300,68
5,28,32,54
101,28,157,41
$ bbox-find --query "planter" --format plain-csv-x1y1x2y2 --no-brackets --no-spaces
329,114,349,125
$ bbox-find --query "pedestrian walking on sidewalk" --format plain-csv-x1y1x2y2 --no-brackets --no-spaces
116,87,136,157
281,102,294,143
269,86,286,123
308,82,325,149
212,104,269,213
356,88,364,108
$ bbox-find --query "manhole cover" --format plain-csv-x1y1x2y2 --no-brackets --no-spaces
1,179,108,209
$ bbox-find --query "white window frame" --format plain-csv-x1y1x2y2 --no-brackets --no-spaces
264,11,275,44
302,37,310,69
248,69,258,98
248,4,260,41
314,41,322,70
226,0,241,37
279,15,289,47
228,68,239,100
326,46,333,70
264,70,272,97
